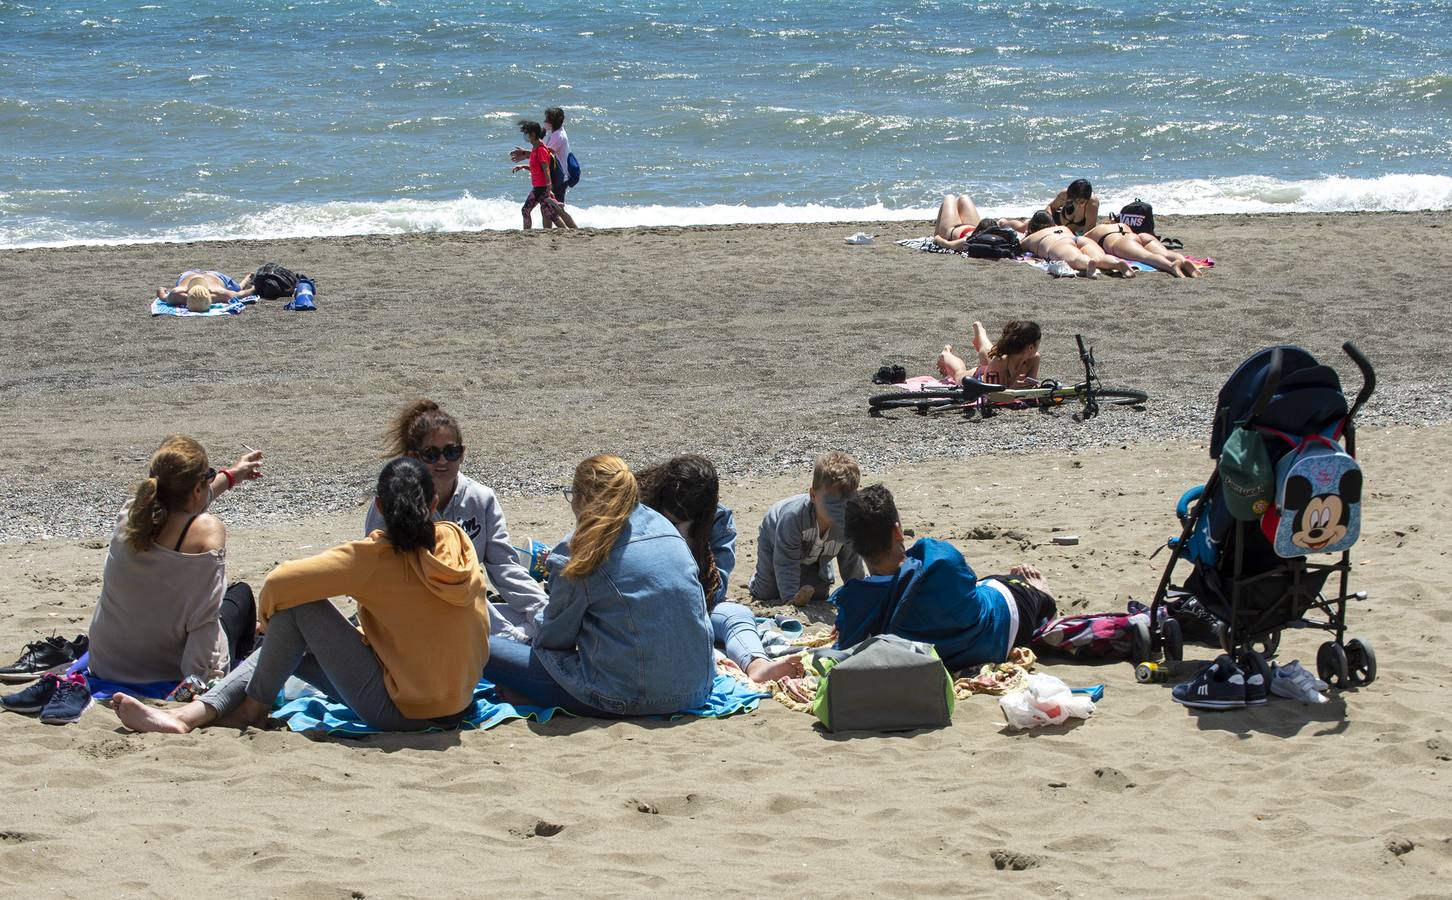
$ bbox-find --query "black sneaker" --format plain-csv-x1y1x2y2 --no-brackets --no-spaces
1,673,60,713
39,674,93,725
1244,670,1268,706
1172,656,1248,710
0,635,86,683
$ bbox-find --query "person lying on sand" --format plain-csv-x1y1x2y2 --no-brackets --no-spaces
156,270,256,312
832,484,1057,671
935,320,1041,388
931,194,1029,251
639,454,804,684
111,456,490,734
1081,222,1201,278
1021,211,1134,277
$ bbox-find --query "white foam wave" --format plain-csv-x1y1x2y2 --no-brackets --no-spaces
3,175,1449,249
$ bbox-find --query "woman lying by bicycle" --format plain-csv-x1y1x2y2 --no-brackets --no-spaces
935,320,1042,388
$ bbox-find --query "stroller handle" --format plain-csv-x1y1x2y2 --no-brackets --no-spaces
1248,347,1283,424
1343,341,1376,420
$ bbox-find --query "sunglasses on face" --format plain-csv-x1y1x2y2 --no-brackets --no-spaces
204,467,217,484
414,444,465,464
561,487,577,502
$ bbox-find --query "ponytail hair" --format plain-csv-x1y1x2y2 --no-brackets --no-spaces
376,457,438,554
563,455,638,579
386,398,463,458
637,454,721,603
121,435,209,552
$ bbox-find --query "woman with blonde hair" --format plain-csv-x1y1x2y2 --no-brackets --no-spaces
111,457,490,734
86,435,264,687
156,270,256,311
366,398,546,641
482,455,715,716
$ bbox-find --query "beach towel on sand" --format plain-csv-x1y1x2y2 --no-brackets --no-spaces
271,673,769,735
150,296,256,317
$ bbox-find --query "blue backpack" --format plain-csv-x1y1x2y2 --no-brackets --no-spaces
1263,430,1362,557
565,152,581,188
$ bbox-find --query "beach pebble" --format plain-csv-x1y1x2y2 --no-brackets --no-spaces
1052,535,1080,546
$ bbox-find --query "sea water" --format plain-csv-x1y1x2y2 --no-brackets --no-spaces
1,0,1450,247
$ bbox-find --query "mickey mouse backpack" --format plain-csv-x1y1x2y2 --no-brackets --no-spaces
1259,428,1363,558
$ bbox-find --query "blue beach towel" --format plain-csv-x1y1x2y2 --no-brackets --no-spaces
65,651,175,701
271,673,769,736
150,296,256,317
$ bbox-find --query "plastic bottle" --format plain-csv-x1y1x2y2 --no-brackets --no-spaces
290,276,316,311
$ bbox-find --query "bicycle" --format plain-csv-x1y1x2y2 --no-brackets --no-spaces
868,334,1149,420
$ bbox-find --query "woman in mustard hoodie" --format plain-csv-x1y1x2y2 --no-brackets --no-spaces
109,457,489,733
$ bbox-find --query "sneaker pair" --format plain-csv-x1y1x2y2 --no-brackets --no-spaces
0,634,88,683
1172,655,1267,710
1270,659,1330,704
0,672,94,724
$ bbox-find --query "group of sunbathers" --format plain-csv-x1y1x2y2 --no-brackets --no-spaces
932,180,1203,278
15,397,1056,736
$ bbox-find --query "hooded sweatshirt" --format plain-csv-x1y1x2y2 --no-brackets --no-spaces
258,521,488,719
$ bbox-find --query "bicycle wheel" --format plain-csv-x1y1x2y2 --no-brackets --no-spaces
868,389,963,411
1092,387,1150,406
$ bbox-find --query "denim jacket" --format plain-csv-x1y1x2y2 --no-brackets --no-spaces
534,504,715,715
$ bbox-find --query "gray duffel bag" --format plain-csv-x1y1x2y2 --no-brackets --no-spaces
807,634,955,733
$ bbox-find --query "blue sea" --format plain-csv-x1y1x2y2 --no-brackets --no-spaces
2,0,1450,247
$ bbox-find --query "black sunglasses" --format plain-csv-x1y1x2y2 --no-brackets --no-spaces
204,467,217,484
414,444,465,464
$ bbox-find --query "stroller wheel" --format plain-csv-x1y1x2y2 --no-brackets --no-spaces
1345,638,1377,686
1162,618,1184,662
1250,631,1281,659
1242,649,1273,694
1317,641,1350,689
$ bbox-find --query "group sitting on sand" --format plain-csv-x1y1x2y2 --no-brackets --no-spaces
4,397,1057,735
932,182,1203,278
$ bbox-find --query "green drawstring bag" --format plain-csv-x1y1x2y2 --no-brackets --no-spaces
807,634,954,733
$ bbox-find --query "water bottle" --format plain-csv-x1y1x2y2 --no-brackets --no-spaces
290,276,316,311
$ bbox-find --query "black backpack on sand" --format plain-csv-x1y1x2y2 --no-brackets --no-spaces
965,226,1021,260
1113,199,1156,236
253,262,299,300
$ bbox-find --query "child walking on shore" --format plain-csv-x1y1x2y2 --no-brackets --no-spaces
512,120,563,230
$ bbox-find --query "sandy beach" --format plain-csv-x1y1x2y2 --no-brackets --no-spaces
2,214,1451,896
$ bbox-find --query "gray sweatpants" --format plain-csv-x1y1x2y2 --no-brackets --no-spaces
198,599,435,732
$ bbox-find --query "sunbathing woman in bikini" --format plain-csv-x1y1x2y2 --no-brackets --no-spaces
1044,178,1100,235
1021,212,1133,277
156,270,256,312
936,320,1042,387
1081,223,1201,278
931,194,1028,251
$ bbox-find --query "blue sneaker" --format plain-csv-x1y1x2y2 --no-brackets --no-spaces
1172,656,1247,710
1,673,60,713
39,674,92,725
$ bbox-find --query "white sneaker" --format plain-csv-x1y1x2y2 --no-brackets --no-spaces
1270,660,1329,703
844,232,875,245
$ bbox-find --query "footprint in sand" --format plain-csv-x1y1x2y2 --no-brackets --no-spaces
989,848,1043,871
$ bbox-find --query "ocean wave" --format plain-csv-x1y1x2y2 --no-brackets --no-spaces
2,175,1449,249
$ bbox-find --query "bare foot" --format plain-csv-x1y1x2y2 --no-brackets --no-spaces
746,655,806,684
1110,258,1135,278
155,287,166,300
937,345,967,380
110,694,192,734
971,320,992,355
1176,258,1200,278
1009,563,1053,599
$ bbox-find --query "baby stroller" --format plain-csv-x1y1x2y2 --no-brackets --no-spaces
1144,342,1376,690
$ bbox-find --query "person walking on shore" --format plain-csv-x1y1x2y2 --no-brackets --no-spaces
512,120,566,230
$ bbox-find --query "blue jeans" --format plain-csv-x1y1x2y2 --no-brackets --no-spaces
711,601,767,671
483,636,617,717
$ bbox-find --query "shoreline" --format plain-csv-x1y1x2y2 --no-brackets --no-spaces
3,208,1448,253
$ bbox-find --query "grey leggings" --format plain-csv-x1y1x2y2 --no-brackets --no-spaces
198,599,435,732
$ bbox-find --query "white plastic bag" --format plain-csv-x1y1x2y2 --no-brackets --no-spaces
999,673,1095,730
